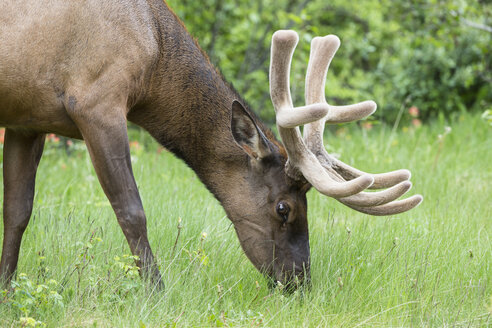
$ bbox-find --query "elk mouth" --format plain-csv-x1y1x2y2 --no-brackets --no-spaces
264,262,311,292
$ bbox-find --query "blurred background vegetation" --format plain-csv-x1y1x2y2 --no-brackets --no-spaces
167,0,491,126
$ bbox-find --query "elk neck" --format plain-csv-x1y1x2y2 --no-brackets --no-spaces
128,1,269,204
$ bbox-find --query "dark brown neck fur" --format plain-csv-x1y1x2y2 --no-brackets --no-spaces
128,0,283,202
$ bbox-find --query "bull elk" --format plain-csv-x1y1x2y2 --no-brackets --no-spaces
0,0,422,288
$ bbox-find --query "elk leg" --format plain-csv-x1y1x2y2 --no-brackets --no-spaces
67,104,162,287
0,130,45,286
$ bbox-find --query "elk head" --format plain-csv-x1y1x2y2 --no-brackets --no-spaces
228,31,422,288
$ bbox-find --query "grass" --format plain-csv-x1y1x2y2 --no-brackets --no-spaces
0,113,490,327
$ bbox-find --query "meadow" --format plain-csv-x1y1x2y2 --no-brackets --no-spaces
0,112,490,327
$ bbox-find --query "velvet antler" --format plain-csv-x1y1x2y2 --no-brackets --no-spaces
269,30,422,215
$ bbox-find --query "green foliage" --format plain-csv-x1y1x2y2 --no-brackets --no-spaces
166,0,491,124
379,0,492,121
2,273,63,327
483,109,492,126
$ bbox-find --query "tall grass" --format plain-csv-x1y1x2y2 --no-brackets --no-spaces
0,113,490,327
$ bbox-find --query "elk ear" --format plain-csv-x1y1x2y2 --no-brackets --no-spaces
231,100,271,160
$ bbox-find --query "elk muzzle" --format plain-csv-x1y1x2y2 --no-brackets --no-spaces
271,224,311,290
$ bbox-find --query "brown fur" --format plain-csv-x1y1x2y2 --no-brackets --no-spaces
0,0,310,288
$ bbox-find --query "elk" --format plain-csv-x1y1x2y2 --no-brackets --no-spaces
0,0,422,288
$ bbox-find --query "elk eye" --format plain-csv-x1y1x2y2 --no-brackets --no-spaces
276,201,290,223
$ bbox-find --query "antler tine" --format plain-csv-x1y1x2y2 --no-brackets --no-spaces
303,36,377,139
270,31,330,127
332,159,411,189
344,195,423,216
270,30,374,198
303,35,412,190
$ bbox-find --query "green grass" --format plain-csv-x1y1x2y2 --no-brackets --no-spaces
0,113,490,327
